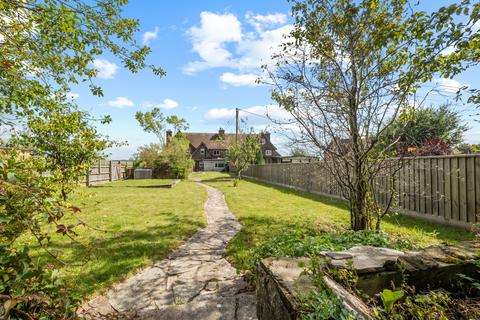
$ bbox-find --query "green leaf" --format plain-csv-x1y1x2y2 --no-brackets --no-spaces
380,289,404,313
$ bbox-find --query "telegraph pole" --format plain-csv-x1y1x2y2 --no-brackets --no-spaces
235,107,239,144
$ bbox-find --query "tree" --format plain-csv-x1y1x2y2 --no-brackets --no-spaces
0,0,162,317
1,0,164,120
11,103,114,201
290,146,308,157
135,107,166,145
156,134,194,179
267,0,479,231
134,143,163,168
255,148,265,165
0,151,79,318
383,104,468,156
226,130,261,187
167,115,189,134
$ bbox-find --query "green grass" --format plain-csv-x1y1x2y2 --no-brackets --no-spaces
192,172,475,272
18,179,207,299
94,178,176,187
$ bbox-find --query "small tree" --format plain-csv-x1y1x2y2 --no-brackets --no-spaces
267,0,479,231
155,135,194,179
383,104,468,155
255,148,265,165
227,130,261,187
290,146,308,157
0,0,164,316
135,135,194,179
167,115,189,134
134,143,163,168
12,103,113,200
135,107,166,145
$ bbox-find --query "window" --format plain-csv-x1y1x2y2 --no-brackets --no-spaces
215,163,225,168
200,148,205,155
265,149,272,156
213,150,221,156
261,138,266,145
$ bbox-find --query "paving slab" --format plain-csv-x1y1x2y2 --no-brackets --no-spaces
80,182,256,319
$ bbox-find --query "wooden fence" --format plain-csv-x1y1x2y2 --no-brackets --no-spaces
243,155,480,228
86,160,134,186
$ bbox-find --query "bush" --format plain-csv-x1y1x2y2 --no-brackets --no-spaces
134,143,163,168
159,135,194,179
256,228,415,260
0,152,79,318
136,136,194,179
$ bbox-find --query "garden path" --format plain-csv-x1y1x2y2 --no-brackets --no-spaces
81,181,256,319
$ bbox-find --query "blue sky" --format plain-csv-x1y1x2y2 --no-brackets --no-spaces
70,0,480,159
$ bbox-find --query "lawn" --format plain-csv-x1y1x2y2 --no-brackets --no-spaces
93,178,177,187
192,172,475,272
17,179,207,299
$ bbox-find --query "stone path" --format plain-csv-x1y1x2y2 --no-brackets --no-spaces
81,182,256,320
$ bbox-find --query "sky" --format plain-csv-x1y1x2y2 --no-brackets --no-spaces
69,0,480,159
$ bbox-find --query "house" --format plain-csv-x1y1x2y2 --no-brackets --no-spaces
168,128,281,171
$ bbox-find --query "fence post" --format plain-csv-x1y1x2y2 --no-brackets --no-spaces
86,171,90,187
109,160,114,182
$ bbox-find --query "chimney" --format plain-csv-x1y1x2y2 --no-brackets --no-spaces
218,128,225,138
264,131,271,141
166,129,173,142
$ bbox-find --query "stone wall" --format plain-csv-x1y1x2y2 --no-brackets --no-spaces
256,257,312,320
255,244,480,320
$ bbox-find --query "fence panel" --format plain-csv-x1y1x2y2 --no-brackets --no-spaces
87,160,133,186
243,155,480,228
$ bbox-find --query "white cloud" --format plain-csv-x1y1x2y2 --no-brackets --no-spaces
236,24,293,70
246,13,287,32
248,13,287,25
434,78,468,93
159,98,178,109
184,12,242,74
220,72,260,87
142,98,179,109
184,11,292,75
93,59,119,79
107,97,134,108
142,27,159,45
67,92,79,99
464,127,480,144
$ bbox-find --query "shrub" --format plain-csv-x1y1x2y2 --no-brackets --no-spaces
136,136,194,179
0,152,79,318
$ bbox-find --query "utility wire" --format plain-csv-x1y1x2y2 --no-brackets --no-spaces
237,108,271,121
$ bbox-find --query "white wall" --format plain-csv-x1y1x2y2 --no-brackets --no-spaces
203,161,225,171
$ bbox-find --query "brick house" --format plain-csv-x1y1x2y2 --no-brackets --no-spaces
167,128,281,171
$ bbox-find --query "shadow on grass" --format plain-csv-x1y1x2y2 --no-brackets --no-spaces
382,214,474,243
199,176,236,183
31,212,205,297
90,184,174,189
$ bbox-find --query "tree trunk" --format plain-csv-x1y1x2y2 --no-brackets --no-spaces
351,160,369,231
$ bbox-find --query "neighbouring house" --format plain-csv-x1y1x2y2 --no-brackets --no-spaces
168,128,281,171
